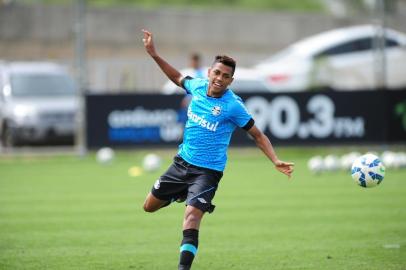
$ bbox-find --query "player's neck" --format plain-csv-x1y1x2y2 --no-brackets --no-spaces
207,87,226,98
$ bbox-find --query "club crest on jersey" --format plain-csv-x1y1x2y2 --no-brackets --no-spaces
211,106,221,116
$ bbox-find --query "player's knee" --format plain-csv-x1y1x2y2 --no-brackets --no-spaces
142,202,156,213
184,211,203,227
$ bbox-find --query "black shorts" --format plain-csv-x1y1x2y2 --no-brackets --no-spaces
151,155,223,213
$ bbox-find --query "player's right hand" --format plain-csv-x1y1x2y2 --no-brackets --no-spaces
142,29,157,57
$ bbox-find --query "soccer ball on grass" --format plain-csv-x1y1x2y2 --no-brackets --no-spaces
142,153,162,172
351,153,385,188
96,147,115,165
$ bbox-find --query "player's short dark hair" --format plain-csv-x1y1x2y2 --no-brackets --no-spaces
213,55,236,76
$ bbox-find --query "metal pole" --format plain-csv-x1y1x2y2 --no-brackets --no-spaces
74,0,87,156
373,0,387,89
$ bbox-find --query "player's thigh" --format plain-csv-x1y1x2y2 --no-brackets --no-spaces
143,192,167,212
150,156,189,201
186,168,223,214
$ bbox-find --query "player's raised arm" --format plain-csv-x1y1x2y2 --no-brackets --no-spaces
142,29,183,88
247,125,294,178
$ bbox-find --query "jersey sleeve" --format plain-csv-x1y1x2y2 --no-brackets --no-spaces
229,96,254,130
181,77,204,95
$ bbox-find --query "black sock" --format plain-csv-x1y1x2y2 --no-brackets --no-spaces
179,229,199,270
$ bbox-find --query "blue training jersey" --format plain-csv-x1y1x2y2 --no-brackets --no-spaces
178,78,253,172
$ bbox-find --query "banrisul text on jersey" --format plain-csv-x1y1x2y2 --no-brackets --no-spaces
187,107,219,132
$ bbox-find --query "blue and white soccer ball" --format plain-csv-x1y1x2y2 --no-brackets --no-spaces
351,154,385,188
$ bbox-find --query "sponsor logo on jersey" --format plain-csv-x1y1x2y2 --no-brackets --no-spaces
187,107,219,132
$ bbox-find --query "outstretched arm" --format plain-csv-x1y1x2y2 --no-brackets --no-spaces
142,29,183,87
247,125,294,178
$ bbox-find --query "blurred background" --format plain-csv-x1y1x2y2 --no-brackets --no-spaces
1,0,406,92
1,0,406,151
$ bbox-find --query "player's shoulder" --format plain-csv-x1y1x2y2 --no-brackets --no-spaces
186,77,207,87
223,89,250,116
184,77,208,93
225,89,244,105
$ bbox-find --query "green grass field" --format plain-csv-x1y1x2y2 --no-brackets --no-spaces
1,147,405,270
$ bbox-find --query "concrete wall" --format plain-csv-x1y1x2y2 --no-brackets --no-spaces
1,3,405,91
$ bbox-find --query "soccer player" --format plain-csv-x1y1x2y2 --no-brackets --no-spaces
141,29,294,270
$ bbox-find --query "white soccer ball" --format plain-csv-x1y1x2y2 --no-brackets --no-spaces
381,151,396,168
142,153,162,172
96,147,115,165
307,156,324,174
390,152,405,169
323,154,340,171
340,152,361,170
351,153,385,188
398,152,406,168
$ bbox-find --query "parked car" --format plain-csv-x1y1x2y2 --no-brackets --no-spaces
254,24,406,91
161,67,270,94
0,62,78,146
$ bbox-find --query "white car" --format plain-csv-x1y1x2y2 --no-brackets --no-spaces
254,25,406,91
0,62,78,146
162,67,269,94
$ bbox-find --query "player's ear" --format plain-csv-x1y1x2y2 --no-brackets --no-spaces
207,68,211,77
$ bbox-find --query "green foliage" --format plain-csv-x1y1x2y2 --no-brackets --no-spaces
17,0,324,12
395,101,406,131
1,147,405,269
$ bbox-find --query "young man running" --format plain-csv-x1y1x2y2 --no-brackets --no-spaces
141,29,294,270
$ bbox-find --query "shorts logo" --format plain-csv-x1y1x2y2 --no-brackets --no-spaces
154,179,160,189
211,106,221,116
197,197,207,204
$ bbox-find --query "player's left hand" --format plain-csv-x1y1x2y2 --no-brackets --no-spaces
274,160,294,178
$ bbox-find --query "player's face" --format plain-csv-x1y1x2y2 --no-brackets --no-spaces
207,63,234,97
